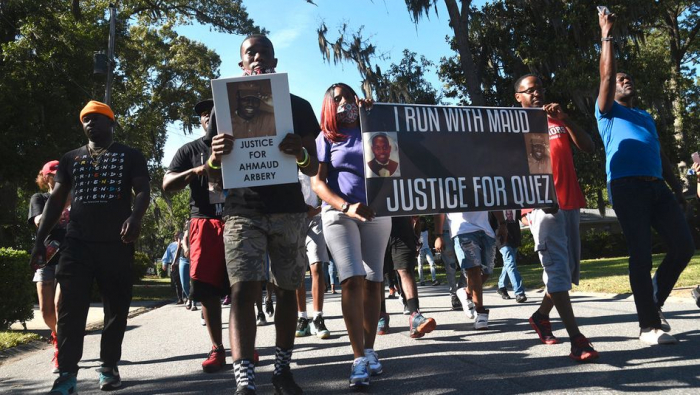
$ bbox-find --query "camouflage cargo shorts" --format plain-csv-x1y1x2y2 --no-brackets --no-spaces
223,212,307,291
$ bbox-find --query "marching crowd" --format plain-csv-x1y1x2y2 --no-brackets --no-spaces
28,10,696,395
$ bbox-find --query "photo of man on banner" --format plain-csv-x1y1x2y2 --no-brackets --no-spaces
524,133,552,174
365,132,401,178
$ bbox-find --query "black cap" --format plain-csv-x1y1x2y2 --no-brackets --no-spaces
194,99,214,116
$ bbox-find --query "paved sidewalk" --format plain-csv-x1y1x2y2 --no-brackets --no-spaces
8,301,165,335
1,283,699,394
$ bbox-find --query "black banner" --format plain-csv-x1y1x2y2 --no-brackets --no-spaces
361,103,557,217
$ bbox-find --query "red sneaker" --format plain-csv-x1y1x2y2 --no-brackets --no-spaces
569,334,599,362
529,313,558,345
202,345,226,373
51,332,59,373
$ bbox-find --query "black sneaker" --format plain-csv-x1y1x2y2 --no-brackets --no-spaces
515,294,527,303
235,386,256,395
497,288,511,300
529,312,558,345
271,368,303,395
295,317,310,337
450,293,462,310
310,315,330,339
265,298,275,317
431,280,440,286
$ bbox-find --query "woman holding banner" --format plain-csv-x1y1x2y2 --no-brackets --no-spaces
311,83,391,388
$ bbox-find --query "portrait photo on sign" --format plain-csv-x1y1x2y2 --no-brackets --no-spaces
524,133,552,174
364,132,401,178
226,79,276,139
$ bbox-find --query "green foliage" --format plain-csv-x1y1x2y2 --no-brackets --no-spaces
137,186,190,262
132,251,150,283
0,248,35,330
516,230,539,265
579,230,629,260
0,331,42,351
382,50,442,104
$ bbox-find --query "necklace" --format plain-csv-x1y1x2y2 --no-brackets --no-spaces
86,142,114,167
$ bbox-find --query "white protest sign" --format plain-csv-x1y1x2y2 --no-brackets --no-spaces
211,73,297,189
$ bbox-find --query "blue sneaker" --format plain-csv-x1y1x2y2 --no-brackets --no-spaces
97,366,121,390
348,357,370,387
49,372,77,395
364,349,383,376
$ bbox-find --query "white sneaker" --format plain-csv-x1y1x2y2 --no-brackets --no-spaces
474,311,489,330
349,357,370,387
456,288,476,319
639,328,677,345
364,349,383,375
200,312,206,326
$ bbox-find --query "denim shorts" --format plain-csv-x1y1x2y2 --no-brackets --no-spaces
33,263,57,283
453,230,496,275
529,208,580,293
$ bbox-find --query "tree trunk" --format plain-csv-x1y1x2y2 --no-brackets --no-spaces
443,0,486,106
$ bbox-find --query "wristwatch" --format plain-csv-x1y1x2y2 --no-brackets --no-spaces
341,202,350,213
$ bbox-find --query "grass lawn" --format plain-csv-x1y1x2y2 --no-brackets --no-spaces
0,331,42,351
132,275,174,301
433,251,700,295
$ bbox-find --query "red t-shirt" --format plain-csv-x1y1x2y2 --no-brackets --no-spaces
548,118,586,210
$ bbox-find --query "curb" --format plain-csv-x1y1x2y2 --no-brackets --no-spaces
0,300,170,367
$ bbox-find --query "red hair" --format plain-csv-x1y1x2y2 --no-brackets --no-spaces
35,171,50,191
320,83,358,143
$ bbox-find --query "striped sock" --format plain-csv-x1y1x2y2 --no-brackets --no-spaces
233,359,255,390
273,346,293,376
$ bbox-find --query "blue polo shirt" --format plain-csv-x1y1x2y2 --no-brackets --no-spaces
595,100,661,182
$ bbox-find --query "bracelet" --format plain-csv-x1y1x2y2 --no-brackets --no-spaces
207,158,221,170
296,147,310,168
601,37,615,42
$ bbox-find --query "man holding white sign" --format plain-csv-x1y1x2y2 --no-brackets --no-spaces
206,34,319,395
514,74,598,362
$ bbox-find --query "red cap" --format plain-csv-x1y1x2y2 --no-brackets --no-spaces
41,160,59,177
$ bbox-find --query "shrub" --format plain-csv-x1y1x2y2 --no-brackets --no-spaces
0,248,35,330
580,230,627,259
517,230,540,265
133,252,150,283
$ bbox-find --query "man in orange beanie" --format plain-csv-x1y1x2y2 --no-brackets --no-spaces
31,100,150,394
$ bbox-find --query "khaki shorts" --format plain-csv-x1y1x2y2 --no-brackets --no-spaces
223,212,307,291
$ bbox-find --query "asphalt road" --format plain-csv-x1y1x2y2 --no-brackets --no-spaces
1,283,699,394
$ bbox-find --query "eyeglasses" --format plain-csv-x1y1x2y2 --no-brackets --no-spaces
516,88,546,95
